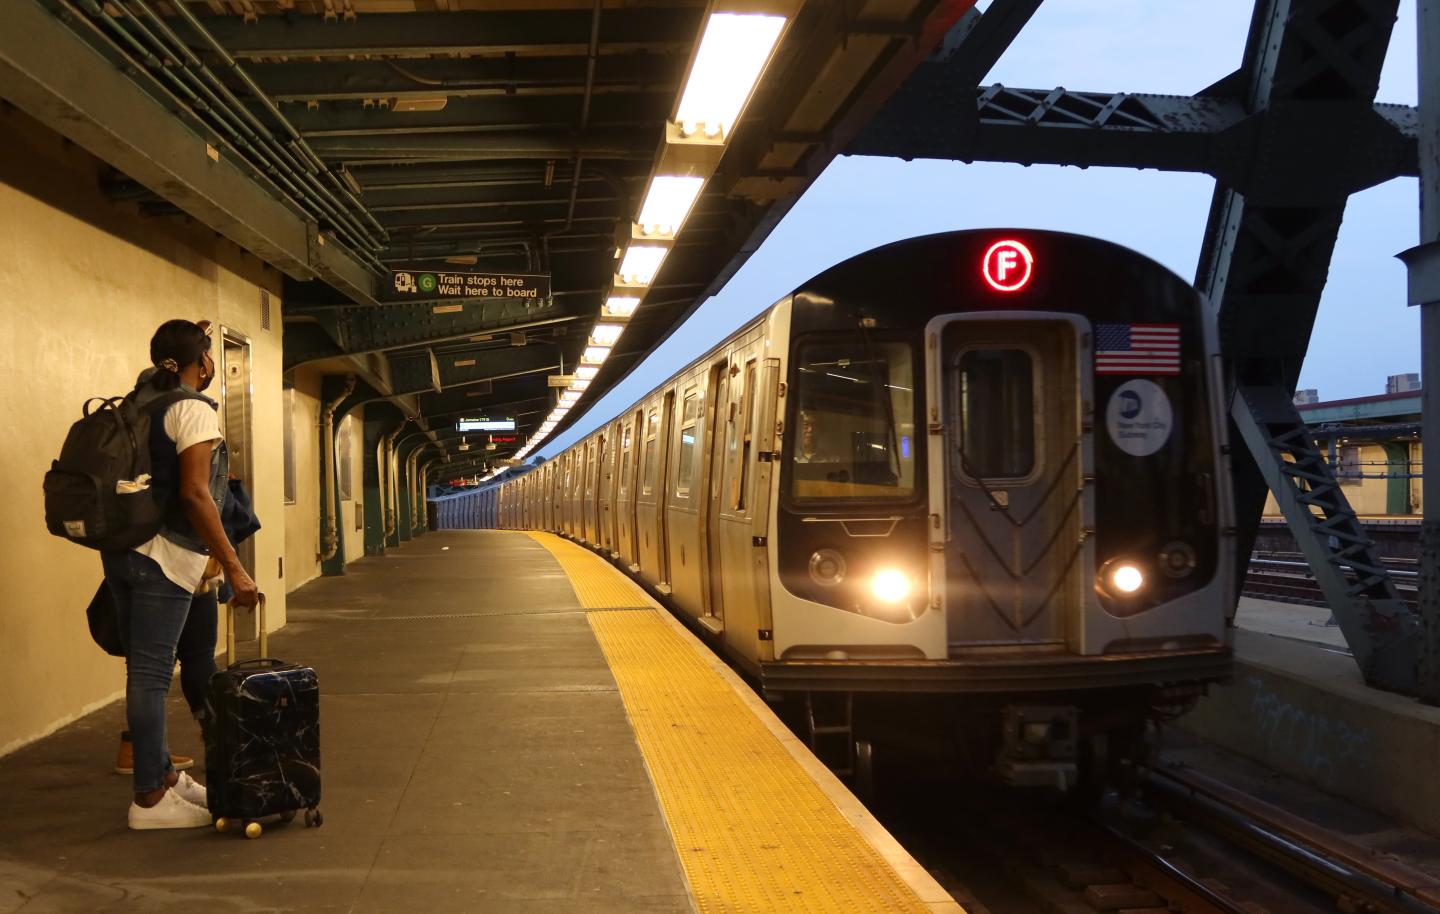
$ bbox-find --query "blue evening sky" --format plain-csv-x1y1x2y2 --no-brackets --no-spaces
540,1,1421,459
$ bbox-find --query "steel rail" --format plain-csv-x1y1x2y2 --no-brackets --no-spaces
1144,766,1440,914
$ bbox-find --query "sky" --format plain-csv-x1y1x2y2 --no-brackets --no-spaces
539,0,1422,459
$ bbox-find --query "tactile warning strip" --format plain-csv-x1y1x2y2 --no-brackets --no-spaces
525,533,652,609
526,532,933,914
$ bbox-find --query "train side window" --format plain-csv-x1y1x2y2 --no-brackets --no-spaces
956,348,1036,481
676,390,699,497
619,421,633,495
641,409,659,495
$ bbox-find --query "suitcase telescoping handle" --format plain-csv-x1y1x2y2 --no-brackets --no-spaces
224,592,267,667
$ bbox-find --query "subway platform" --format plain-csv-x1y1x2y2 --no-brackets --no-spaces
0,531,960,914
1181,596,1440,838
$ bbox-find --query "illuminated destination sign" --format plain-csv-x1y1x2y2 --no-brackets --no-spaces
386,269,550,303
489,435,519,445
456,417,516,432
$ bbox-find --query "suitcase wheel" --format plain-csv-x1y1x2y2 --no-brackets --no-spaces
304,807,324,828
214,817,229,833
245,821,262,839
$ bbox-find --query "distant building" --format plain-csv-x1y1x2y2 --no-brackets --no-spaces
1264,378,1422,518
1387,373,1421,394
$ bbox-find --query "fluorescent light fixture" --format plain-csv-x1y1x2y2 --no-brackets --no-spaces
603,296,641,318
618,245,668,285
575,364,600,380
560,391,581,405
568,378,591,391
582,345,612,365
675,13,786,139
591,322,624,346
637,175,705,236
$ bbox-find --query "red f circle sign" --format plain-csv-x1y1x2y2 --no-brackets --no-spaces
982,239,1034,292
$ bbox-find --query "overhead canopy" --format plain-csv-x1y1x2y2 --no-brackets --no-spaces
4,0,975,474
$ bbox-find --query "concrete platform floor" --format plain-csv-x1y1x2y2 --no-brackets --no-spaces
0,531,691,914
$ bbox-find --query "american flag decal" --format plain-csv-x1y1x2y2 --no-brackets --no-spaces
1095,323,1180,375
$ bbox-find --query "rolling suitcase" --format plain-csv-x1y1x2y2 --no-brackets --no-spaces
205,594,323,838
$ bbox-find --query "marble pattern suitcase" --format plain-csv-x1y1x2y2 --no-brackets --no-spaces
205,595,323,834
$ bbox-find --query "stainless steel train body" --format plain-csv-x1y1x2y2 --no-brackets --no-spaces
489,230,1235,775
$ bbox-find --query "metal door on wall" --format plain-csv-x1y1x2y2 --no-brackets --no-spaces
929,315,1087,647
219,328,256,635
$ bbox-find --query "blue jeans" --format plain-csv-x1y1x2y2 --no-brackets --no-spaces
101,551,192,792
176,589,217,723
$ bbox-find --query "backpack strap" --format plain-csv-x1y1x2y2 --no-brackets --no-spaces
137,387,213,415
82,396,127,417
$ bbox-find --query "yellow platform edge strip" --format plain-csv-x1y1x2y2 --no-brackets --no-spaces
524,531,961,914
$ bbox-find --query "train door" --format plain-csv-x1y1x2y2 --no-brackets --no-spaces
616,412,639,566
656,391,676,589
927,314,1089,649
700,360,731,628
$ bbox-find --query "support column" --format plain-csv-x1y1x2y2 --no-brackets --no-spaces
362,411,389,556
319,374,355,577
1405,0,1440,702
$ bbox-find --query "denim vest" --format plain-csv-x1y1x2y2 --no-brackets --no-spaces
131,382,229,555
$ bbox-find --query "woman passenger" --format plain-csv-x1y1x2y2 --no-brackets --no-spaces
104,319,259,829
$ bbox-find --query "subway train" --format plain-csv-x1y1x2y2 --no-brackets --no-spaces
469,230,1236,786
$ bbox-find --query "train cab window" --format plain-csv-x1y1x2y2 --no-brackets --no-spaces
675,391,699,497
956,348,1036,481
641,409,659,495
790,340,917,501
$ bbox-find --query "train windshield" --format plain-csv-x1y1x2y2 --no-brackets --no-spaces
790,340,916,501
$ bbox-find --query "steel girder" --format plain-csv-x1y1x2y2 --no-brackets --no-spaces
851,81,1417,197
1409,0,1440,702
250,56,681,105
389,344,560,397
198,9,700,60
1199,0,1416,692
303,129,653,164
0,0,378,303
283,93,670,139
284,297,563,368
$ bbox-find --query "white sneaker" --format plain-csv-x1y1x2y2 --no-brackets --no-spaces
172,771,207,809
127,788,213,830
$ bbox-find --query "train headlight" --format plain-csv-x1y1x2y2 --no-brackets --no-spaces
808,549,847,587
870,568,912,604
1101,561,1144,597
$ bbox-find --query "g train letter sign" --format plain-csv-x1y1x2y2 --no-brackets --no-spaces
982,239,1034,292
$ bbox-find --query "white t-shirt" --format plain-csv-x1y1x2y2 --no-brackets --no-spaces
132,397,224,593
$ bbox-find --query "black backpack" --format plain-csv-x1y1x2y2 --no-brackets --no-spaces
43,389,202,552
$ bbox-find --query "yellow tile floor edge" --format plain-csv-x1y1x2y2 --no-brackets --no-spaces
525,531,965,914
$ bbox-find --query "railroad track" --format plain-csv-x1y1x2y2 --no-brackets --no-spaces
1140,764,1440,914
875,758,1440,914
1243,553,1418,612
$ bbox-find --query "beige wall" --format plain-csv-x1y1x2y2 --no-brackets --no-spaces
282,371,366,591
0,110,292,756
284,367,324,592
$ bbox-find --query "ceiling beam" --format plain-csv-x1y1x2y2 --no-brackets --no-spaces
253,56,680,104
305,128,653,163
0,0,378,302
198,9,699,60
283,93,669,138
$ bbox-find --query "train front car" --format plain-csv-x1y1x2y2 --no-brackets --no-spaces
766,230,1234,786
